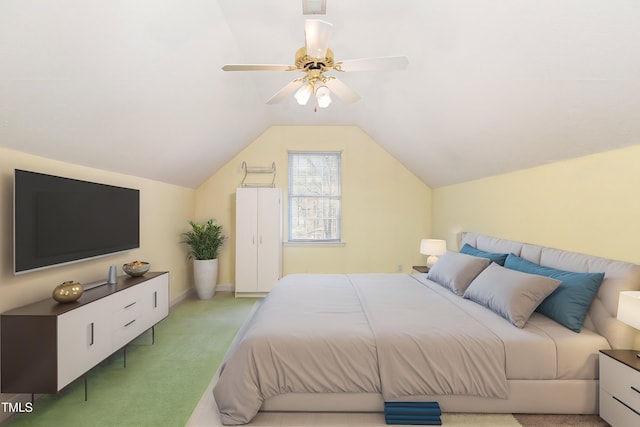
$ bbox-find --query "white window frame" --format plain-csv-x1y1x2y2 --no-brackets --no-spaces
288,151,342,243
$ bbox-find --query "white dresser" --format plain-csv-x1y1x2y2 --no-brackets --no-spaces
1,272,169,395
599,349,640,427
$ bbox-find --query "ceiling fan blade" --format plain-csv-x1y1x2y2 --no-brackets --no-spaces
305,19,333,59
266,80,305,104
222,64,292,71
325,78,360,104
338,56,409,72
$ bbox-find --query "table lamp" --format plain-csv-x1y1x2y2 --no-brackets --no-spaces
419,239,447,268
617,291,640,357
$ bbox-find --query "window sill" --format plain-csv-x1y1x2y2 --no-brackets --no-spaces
284,241,346,248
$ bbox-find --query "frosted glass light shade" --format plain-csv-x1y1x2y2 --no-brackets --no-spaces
315,85,331,108
295,84,313,105
315,85,330,98
617,291,640,329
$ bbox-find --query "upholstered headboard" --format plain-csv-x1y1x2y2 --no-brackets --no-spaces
460,232,640,349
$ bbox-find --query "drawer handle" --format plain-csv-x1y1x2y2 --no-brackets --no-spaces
613,395,640,416
89,322,94,346
154,291,157,308
632,385,640,395
124,301,137,309
124,319,136,328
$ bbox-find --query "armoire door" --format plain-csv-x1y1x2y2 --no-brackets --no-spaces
235,188,259,293
256,188,282,292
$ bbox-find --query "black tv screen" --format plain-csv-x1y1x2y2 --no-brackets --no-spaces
14,169,140,274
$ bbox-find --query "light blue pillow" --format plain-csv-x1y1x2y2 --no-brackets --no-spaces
463,263,561,328
503,254,605,333
459,243,508,266
426,250,490,296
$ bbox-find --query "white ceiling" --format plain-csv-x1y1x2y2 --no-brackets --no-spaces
1,1,639,189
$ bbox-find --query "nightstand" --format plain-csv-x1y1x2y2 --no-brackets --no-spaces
599,349,640,426
412,266,429,274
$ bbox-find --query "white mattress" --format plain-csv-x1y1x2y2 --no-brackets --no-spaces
412,274,610,380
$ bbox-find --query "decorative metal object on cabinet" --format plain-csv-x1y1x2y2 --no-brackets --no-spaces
241,161,276,188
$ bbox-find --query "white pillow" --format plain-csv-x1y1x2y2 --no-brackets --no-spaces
426,251,491,295
463,263,561,328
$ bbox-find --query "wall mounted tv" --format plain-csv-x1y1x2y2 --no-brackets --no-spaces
14,169,140,274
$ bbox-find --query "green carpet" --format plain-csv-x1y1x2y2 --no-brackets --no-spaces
3,292,257,427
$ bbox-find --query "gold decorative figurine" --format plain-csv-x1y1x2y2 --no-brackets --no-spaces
52,281,84,303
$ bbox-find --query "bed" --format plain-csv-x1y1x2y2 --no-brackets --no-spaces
213,232,640,425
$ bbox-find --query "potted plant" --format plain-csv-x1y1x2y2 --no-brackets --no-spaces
181,219,225,299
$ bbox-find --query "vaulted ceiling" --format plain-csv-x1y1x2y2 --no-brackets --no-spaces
1,1,639,189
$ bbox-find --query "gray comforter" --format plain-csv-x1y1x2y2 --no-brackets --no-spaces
213,274,508,425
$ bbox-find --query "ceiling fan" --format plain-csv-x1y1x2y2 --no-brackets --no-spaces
222,19,408,109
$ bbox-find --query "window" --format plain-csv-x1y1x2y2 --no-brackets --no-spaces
288,151,341,242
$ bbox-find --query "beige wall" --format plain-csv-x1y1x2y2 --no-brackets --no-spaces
196,126,433,285
0,147,196,313
432,145,640,264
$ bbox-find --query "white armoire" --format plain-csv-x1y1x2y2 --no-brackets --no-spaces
235,187,282,296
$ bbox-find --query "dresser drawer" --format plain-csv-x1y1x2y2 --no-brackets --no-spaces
600,388,640,427
600,353,640,413
112,291,145,348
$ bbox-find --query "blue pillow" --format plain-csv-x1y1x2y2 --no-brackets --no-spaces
503,254,604,332
460,243,508,266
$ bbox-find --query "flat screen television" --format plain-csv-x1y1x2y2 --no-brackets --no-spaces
14,169,140,274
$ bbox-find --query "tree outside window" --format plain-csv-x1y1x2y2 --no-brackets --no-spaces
288,151,341,242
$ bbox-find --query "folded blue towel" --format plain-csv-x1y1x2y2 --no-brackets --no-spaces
384,402,442,425
384,401,441,415
385,414,442,425
384,406,441,416
384,401,440,408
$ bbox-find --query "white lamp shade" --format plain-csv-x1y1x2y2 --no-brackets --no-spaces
419,239,447,256
419,239,447,268
315,85,330,98
294,84,313,105
315,85,332,108
617,291,640,329
316,94,332,108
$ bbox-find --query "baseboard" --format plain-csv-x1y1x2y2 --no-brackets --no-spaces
169,283,234,307
170,287,195,307
216,283,233,293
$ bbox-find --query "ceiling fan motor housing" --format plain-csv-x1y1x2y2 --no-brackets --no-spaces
295,47,335,72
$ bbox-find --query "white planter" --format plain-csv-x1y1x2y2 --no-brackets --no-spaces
193,259,218,299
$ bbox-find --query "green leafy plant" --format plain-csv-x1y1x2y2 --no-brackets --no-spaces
181,219,225,260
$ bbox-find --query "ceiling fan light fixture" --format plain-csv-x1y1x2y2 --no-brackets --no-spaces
294,83,313,105
222,19,407,109
315,84,330,98
315,84,332,108
317,96,331,108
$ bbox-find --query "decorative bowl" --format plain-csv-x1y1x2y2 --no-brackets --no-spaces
53,281,84,303
123,261,150,277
